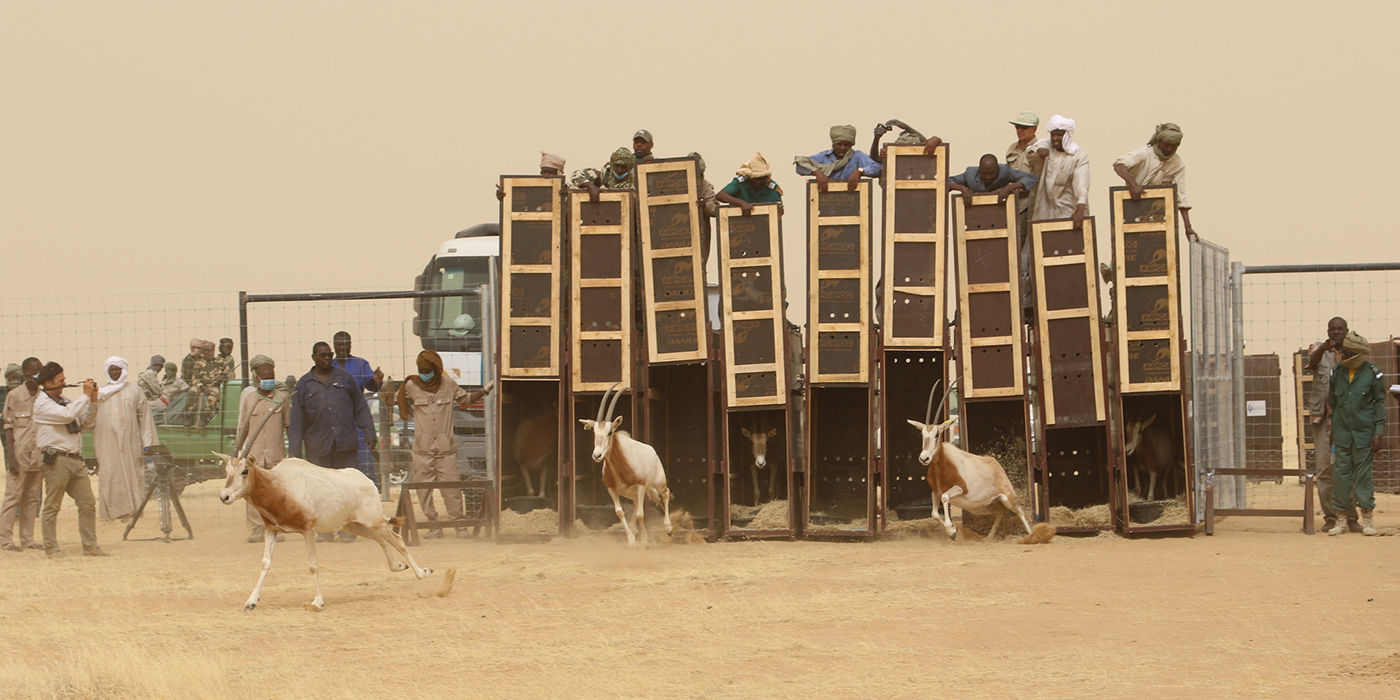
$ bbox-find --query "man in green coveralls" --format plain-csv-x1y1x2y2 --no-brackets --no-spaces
1327,330,1386,537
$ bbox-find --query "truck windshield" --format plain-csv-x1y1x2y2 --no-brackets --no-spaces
424,258,490,343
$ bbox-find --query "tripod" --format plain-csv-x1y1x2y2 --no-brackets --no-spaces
123,455,193,543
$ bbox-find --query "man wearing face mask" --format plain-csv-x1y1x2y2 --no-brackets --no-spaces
32,361,104,557
289,342,377,543
235,354,290,543
794,124,883,193
93,356,158,522
569,148,637,203
1,357,44,551
396,350,493,539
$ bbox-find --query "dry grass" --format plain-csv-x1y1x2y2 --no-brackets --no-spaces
1050,503,1114,529
498,507,563,535
2,481,1400,699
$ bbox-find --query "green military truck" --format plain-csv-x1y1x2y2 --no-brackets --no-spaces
82,380,245,483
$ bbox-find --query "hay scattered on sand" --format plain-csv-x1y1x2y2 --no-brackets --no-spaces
807,517,868,532
499,508,562,535
1126,493,1191,527
737,500,790,530
419,567,457,598
883,516,945,538
1050,504,1114,529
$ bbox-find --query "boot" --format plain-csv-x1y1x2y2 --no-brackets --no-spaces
1321,518,1337,535
1348,518,1364,534
1361,510,1377,536
1328,519,1348,536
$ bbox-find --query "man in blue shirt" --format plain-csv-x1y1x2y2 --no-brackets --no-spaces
794,125,882,192
290,341,378,542
331,330,383,483
948,154,1040,203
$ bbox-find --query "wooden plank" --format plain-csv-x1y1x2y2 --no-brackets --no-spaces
1031,217,1106,426
807,180,872,385
570,189,633,392
720,203,787,408
1294,350,1315,468
952,191,1024,398
500,176,563,378
1110,185,1182,393
882,143,948,348
637,157,708,364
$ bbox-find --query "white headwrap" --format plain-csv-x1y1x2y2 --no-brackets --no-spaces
1046,114,1080,154
98,356,129,401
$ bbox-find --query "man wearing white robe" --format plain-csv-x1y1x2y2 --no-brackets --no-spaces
1030,114,1091,229
93,357,158,522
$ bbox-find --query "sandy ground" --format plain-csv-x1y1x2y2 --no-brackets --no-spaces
1,481,1399,700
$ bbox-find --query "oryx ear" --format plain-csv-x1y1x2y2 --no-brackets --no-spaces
212,451,233,462
579,419,594,431
907,420,925,431
246,455,258,469
941,418,957,428
741,427,752,438
768,428,778,437
611,416,624,430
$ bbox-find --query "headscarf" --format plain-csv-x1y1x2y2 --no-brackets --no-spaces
1046,114,1080,154
688,151,706,176
540,151,566,172
149,354,165,369
829,124,857,145
737,153,772,179
163,362,178,380
4,363,20,383
602,147,635,188
98,356,130,401
189,337,205,351
397,349,445,417
1340,331,1371,370
1149,122,1183,159
249,354,275,372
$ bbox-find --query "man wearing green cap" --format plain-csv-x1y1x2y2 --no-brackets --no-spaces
794,125,882,192
1327,330,1386,536
1006,112,1044,224
1114,123,1198,241
235,354,291,543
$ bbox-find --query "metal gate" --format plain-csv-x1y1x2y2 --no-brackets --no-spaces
1189,237,1235,519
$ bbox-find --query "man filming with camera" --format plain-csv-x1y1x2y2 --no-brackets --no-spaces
33,361,106,558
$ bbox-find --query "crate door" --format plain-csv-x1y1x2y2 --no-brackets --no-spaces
637,158,709,364
953,193,1025,398
1111,186,1182,393
500,176,563,377
719,204,787,408
807,180,872,385
570,190,633,392
1030,217,1106,427
882,143,948,349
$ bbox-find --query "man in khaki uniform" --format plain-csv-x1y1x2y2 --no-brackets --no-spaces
1113,122,1199,241
396,350,492,539
1005,111,1044,227
1,357,44,551
1307,318,1361,533
32,361,104,558
234,354,291,543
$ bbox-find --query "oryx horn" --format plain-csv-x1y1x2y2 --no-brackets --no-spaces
934,378,957,424
924,380,941,425
596,381,621,423
239,396,288,459
603,381,624,423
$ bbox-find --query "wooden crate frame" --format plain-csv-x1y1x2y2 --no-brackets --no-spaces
1111,185,1182,393
952,192,1025,399
500,176,564,378
807,179,872,385
718,203,788,408
881,143,949,348
637,157,709,365
1294,350,1315,469
570,189,633,392
1030,217,1107,426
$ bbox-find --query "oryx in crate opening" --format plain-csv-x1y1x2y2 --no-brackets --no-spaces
578,382,674,546
905,381,1055,544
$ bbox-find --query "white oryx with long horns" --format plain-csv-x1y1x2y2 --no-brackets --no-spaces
217,405,432,611
579,382,673,546
906,381,1053,544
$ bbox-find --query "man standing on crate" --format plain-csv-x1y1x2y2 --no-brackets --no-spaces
1112,122,1199,241
794,124,882,192
1327,330,1386,537
1307,317,1361,533
396,350,492,539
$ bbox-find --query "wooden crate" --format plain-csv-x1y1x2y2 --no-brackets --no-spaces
952,192,1025,399
569,190,633,392
807,180,872,385
718,203,788,408
1243,354,1284,470
1110,185,1182,393
500,176,564,378
637,157,709,365
1294,350,1315,469
881,143,949,348
1030,217,1107,427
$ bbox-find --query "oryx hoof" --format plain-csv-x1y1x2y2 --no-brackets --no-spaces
243,602,257,612
422,568,434,576
393,562,408,572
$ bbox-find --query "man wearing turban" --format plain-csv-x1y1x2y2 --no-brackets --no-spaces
93,356,158,522
717,153,785,217
1031,114,1091,230
1306,317,1361,533
1114,123,1198,240
1326,330,1386,536
234,354,291,543
569,148,637,202
395,350,493,539
794,125,883,192
495,151,568,202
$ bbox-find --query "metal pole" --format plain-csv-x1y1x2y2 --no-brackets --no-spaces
238,291,250,383
1230,262,1247,509
484,273,498,515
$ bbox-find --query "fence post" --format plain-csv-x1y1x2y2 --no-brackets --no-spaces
238,291,249,383
1230,262,1247,509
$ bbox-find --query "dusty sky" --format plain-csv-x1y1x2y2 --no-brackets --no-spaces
2,1,1398,378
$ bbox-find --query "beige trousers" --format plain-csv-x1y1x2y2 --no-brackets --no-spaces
413,452,464,525
0,469,44,547
41,454,98,554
